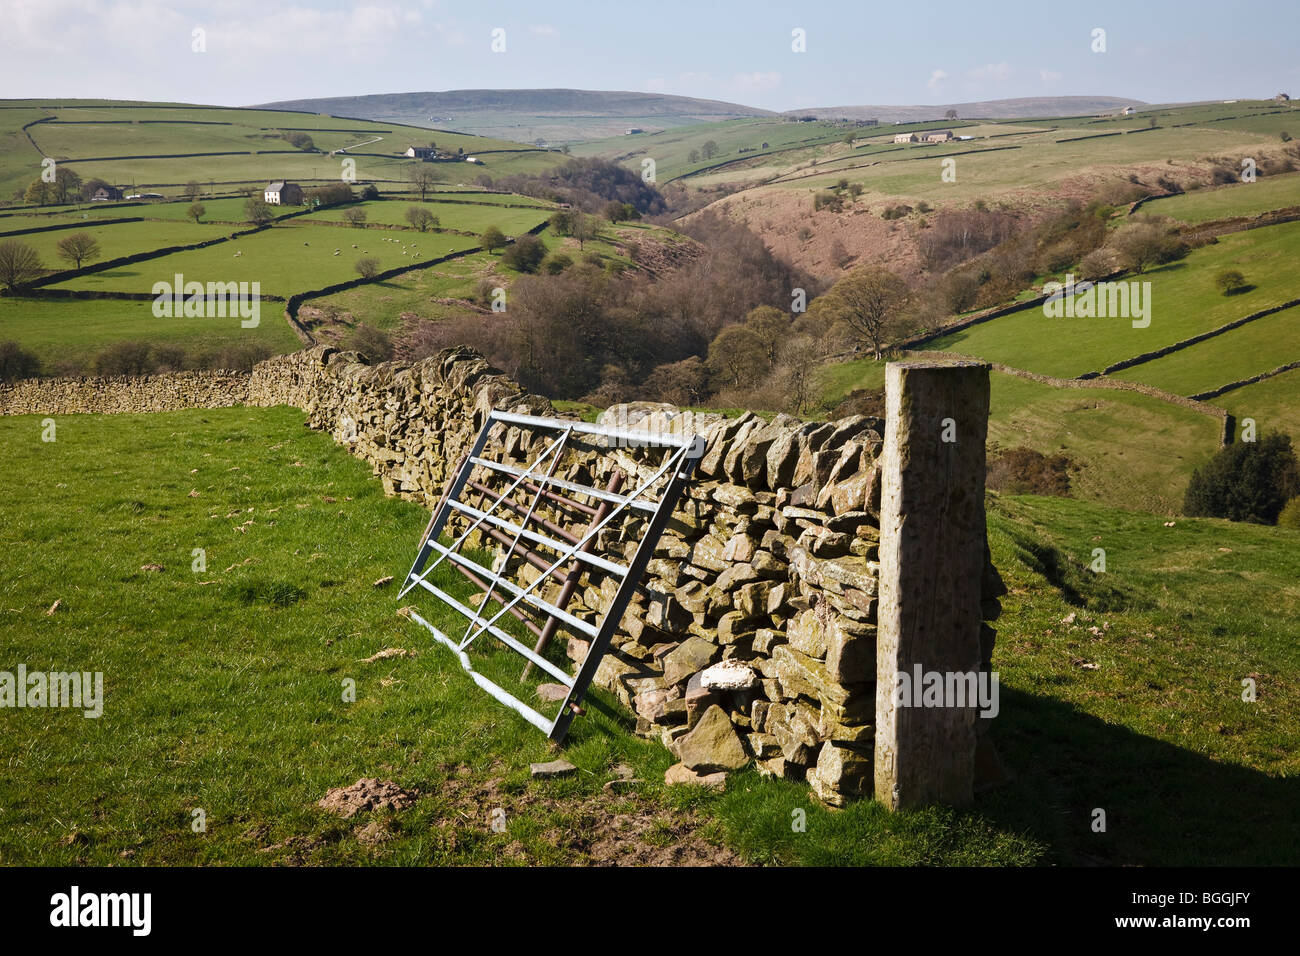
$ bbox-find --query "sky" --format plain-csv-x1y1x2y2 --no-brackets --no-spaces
2,0,1298,110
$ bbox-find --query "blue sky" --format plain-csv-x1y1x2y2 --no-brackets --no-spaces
2,0,1298,109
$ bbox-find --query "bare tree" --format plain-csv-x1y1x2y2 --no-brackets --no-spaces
814,266,911,359
0,240,44,290
342,207,367,228
55,232,101,269
354,257,381,279
405,206,438,232
410,166,438,201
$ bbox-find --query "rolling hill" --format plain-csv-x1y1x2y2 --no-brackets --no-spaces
785,95,1147,123
255,89,775,144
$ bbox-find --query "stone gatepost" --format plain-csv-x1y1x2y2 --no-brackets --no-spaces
874,360,991,809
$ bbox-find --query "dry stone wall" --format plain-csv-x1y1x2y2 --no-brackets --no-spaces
247,346,1003,806
0,370,249,415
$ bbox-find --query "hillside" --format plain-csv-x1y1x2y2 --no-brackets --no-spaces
785,95,1148,123
674,99,1300,280
255,89,774,144
0,99,564,202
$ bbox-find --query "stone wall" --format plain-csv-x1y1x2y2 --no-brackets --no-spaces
0,370,249,415
247,346,1003,806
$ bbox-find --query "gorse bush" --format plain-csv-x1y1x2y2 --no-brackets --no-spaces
1183,432,1300,524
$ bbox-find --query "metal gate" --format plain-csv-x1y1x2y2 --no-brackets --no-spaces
398,410,705,743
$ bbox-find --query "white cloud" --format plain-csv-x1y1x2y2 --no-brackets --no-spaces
928,69,949,90
1040,69,1063,83
968,61,1013,81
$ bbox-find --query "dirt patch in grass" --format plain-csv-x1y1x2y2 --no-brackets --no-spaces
318,778,421,818
432,763,743,867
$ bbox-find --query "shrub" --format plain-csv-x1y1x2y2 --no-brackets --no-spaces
986,445,1075,496
1183,432,1300,524
360,184,380,201
152,345,186,371
813,191,843,213
1278,497,1300,529
93,341,154,376
354,257,380,279
200,342,273,372
1214,269,1248,295
1078,248,1116,281
542,252,573,274
831,387,885,420
0,340,40,381
344,323,394,363
481,226,506,252
501,234,546,273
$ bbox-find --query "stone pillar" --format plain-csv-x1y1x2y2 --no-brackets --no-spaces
874,360,990,809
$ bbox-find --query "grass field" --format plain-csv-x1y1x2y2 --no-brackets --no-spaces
1111,304,1300,397
0,197,305,223
985,373,1220,514
305,252,497,330
298,199,552,236
1,100,564,201
1,407,1295,865
0,297,301,372
816,361,1222,514
0,407,1037,866
0,218,230,266
928,219,1300,378
1142,171,1300,223
46,222,483,297
1217,367,1300,444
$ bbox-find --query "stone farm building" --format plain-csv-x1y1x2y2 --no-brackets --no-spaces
923,130,953,143
264,181,303,205
90,186,123,201
405,146,438,160
894,133,918,144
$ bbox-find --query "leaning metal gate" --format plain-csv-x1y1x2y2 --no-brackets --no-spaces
398,410,705,743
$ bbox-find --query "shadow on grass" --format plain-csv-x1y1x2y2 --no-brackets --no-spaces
979,687,1300,865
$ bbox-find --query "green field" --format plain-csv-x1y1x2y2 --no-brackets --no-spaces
0,296,300,372
816,361,1222,514
1217,367,1300,444
46,222,482,297
1112,304,1300,397
0,218,230,267
2,100,564,202
1142,171,1300,223
0,407,1036,866
985,372,1220,513
299,199,551,236
1,407,1296,865
928,220,1300,378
